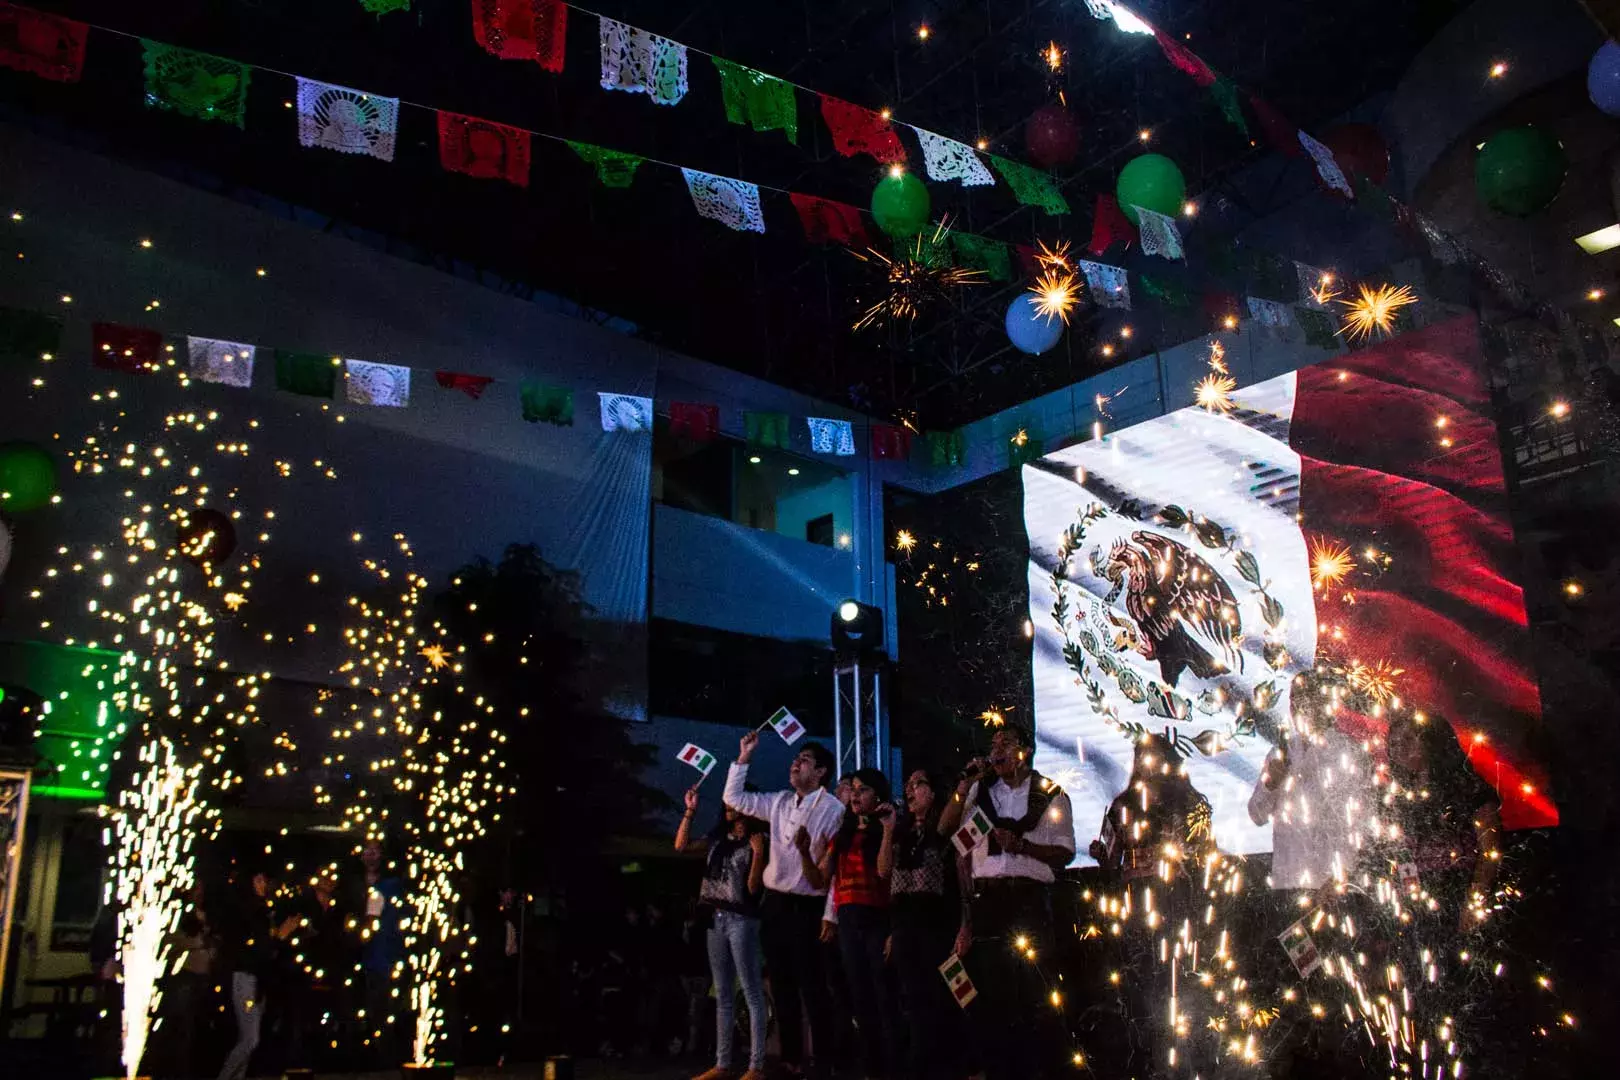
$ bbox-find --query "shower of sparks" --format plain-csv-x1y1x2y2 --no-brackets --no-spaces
1309,272,1340,307
106,736,210,1080
1034,238,1074,272
1043,40,1064,71
1012,428,1030,447
1206,338,1229,375
20,379,278,1078
1195,373,1237,413
1029,270,1083,324
895,529,917,553
852,224,986,331
1338,283,1419,342
1347,658,1404,703
331,536,510,1065
980,708,1007,727
1310,540,1355,591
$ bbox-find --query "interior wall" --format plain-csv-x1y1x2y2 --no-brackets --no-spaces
0,122,665,715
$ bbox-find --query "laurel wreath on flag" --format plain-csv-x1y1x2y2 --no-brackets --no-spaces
1049,500,1291,755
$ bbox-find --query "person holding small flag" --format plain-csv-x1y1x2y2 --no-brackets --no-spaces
798,768,902,1079
675,783,769,1080
724,729,844,1078
936,725,1075,1080
887,768,981,1080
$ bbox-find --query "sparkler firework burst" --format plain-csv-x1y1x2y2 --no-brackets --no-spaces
327,535,510,1064
19,358,274,1077
1338,283,1420,342
106,736,210,1080
852,222,986,331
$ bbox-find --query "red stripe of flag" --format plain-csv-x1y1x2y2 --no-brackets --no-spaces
1293,316,1554,828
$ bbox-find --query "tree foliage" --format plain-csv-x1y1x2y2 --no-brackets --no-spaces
430,544,665,886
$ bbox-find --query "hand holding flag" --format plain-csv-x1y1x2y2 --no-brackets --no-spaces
952,805,994,857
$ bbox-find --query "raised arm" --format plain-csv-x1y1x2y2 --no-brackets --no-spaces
875,805,898,878
938,762,984,837
674,786,707,854
722,732,774,820
1248,744,1288,826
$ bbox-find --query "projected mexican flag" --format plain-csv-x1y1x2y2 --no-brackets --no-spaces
1024,317,1554,865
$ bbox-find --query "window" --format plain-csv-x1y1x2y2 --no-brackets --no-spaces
50,815,104,951
650,618,830,729
805,513,835,547
653,418,853,546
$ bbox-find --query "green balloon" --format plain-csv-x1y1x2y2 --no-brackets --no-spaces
1115,153,1186,225
1476,126,1566,217
0,441,58,513
871,171,931,238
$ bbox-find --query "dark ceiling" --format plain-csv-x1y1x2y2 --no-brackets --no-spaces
1,0,1464,425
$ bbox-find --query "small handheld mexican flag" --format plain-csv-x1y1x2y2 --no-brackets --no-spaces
952,805,993,857
765,706,805,746
1277,916,1322,978
938,953,978,1007
676,743,717,777
1396,857,1421,893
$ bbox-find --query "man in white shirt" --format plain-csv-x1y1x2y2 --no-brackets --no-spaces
938,726,1075,1080
724,731,845,1077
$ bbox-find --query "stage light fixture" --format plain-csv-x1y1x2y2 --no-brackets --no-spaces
832,599,885,654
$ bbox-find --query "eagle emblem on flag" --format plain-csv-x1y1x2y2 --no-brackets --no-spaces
1101,531,1243,686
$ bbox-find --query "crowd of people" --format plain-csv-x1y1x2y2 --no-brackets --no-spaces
90,837,523,1079
658,712,1504,1080
665,724,1077,1080
75,711,1501,1080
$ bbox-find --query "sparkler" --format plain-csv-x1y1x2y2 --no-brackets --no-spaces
106,736,209,1080
1028,269,1083,324
331,536,509,1064
17,345,277,1078
1309,540,1355,591
1195,373,1237,413
852,223,986,331
1338,283,1419,342
1347,658,1403,704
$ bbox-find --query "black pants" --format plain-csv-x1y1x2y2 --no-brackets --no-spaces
967,879,1064,1080
760,890,834,1068
838,903,901,1077
891,904,980,1080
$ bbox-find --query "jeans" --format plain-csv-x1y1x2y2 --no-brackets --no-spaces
759,890,834,1068
217,972,260,1080
708,909,767,1071
837,903,901,1078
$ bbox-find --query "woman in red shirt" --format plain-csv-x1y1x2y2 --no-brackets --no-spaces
799,768,900,1078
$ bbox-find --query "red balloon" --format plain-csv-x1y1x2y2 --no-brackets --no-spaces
1025,103,1080,168
1322,122,1390,189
